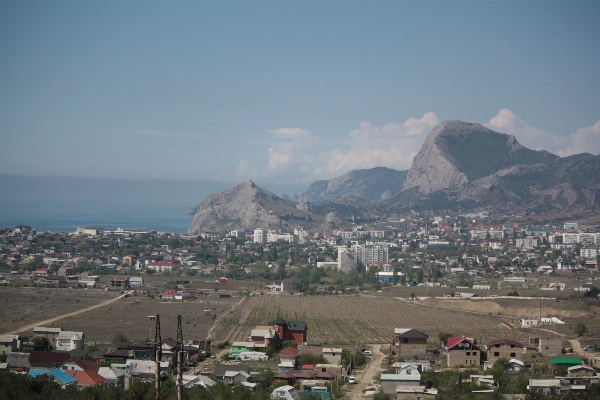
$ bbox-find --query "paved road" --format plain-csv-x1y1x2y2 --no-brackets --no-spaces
6,290,134,335
351,344,384,399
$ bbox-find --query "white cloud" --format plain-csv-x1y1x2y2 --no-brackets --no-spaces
485,109,600,156
316,112,439,177
227,109,599,185
563,121,600,157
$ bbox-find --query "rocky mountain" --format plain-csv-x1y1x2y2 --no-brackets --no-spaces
187,181,324,234
401,120,559,194
299,167,408,204
311,195,388,222
187,120,599,233
386,157,600,214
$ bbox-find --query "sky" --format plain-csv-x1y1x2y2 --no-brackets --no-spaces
1,0,599,195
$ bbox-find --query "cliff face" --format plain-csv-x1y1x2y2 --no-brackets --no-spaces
300,167,407,204
387,158,600,214
187,180,322,234
401,120,470,194
188,181,283,234
401,120,559,194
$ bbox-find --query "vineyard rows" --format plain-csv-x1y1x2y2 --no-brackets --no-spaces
224,295,514,345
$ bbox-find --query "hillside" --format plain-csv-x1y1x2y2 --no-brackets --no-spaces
386,158,600,214
187,181,324,234
299,167,407,204
401,120,560,194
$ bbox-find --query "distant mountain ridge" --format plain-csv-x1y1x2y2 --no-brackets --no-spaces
186,120,600,232
299,167,408,204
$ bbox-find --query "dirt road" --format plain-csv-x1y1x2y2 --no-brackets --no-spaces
351,344,384,399
6,290,133,335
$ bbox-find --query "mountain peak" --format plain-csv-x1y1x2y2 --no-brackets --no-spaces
187,181,322,234
401,120,559,194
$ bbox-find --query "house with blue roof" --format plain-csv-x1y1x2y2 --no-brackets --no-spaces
28,368,77,388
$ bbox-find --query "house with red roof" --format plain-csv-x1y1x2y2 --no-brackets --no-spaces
28,351,71,370
65,369,107,388
279,347,300,367
447,336,482,367
161,290,178,300
60,356,98,372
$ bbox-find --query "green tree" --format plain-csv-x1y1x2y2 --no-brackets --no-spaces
111,332,130,348
438,332,453,346
574,322,588,337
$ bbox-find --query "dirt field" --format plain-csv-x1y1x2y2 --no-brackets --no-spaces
4,282,598,349
0,287,117,335
0,286,247,345
225,294,518,346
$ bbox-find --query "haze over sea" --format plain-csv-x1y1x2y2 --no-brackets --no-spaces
0,175,244,234
0,199,194,234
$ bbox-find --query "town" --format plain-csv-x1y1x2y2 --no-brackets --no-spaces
1,211,600,400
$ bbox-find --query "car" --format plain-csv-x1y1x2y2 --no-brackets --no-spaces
362,350,372,355
348,377,356,384
583,345,595,351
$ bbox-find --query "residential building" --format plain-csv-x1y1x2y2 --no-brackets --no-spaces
322,348,342,364
65,369,108,389
486,339,523,363
28,368,77,388
97,366,132,389
54,331,84,351
268,318,308,345
213,364,250,382
0,335,20,355
447,337,482,367
281,278,302,293
270,385,300,400
393,329,428,356
380,373,421,395
337,247,356,272
6,352,31,372
254,229,268,244
539,338,563,355
28,351,71,370
230,230,246,239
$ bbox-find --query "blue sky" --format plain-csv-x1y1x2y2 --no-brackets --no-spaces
1,0,599,194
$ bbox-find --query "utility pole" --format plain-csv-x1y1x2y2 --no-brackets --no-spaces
153,314,162,399
176,315,184,400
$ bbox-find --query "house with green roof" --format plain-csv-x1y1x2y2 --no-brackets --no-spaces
268,318,308,346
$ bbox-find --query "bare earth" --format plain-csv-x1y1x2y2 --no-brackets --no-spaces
6,290,132,335
351,344,384,400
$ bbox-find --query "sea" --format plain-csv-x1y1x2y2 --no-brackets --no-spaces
0,199,194,234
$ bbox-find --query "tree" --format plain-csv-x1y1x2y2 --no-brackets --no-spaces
438,332,453,346
111,332,130,348
574,322,588,337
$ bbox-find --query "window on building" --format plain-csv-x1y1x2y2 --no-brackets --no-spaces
494,352,499,357
466,352,470,356
510,353,516,357
403,339,408,343
473,352,477,356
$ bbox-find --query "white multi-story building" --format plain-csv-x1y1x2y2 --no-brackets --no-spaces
581,247,599,259
254,229,268,244
515,237,541,249
337,247,356,272
578,233,597,244
470,230,489,240
333,230,355,239
230,230,246,239
563,233,579,244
